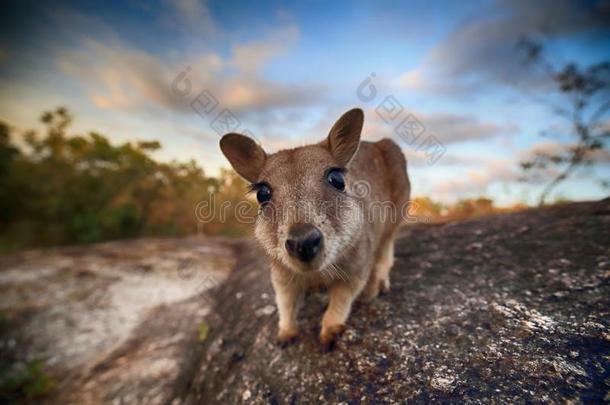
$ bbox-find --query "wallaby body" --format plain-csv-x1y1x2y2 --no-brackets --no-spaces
220,109,410,348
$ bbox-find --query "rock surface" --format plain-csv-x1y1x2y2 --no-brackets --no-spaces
0,236,235,404
1,201,609,403
182,200,610,404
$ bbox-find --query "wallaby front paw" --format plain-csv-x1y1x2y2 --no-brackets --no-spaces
277,327,299,347
320,323,346,351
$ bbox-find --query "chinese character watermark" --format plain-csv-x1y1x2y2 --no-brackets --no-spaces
356,73,446,165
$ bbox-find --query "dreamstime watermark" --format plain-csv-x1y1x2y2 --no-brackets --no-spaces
194,198,257,224
356,73,446,165
171,66,260,143
193,180,430,225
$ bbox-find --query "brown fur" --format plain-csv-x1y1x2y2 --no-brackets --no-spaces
220,108,410,348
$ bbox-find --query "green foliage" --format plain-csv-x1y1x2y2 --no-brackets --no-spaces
0,107,254,252
0,361,56,402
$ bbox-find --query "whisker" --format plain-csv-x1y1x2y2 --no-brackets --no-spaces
330,263,347,283
333,264,347,282
321,267,332,280
334,263,352,287
327,264,338,281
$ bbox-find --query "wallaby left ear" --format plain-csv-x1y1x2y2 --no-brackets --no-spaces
219,133,266,183
325,108,364,166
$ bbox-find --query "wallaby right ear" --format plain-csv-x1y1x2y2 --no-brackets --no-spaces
219,133,266,183
325,108,364,166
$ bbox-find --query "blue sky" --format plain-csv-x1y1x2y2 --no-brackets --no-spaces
1,0,609,205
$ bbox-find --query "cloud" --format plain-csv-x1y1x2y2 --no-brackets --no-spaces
400,0,610,95
218,76,325,113
430,137,610,200
58,25,326,115
428,159,522,199
164,0,217,37
170,0,212,24
404,151,491,168
362,108,517,144
427,140,607,200
59,41,185,112
419,112,516,143
519,141,610,164
423,138,610,200
230,26,298,73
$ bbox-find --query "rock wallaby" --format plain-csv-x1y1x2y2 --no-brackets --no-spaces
220,108,410,348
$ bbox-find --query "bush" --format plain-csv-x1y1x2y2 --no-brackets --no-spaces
0,107,253,251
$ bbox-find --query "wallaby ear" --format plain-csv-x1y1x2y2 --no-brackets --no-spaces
219,133,266,183
325,108,364,166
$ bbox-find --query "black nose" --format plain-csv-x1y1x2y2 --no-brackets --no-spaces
285,224,323,262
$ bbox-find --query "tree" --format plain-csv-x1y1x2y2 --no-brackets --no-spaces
0,122,21,224
518,38,610,205
0,107,258,252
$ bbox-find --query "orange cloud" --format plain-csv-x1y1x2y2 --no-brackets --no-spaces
58,25,323,115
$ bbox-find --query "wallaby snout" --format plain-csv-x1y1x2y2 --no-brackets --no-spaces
285,223,323,263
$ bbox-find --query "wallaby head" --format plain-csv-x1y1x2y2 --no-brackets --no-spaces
220,108,365,273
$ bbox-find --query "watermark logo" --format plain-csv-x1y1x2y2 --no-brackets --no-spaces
356,73,446,166
352,180,372,198
171,66,259,143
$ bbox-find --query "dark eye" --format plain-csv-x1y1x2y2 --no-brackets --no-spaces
326,169,345,191
256,184,272,204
